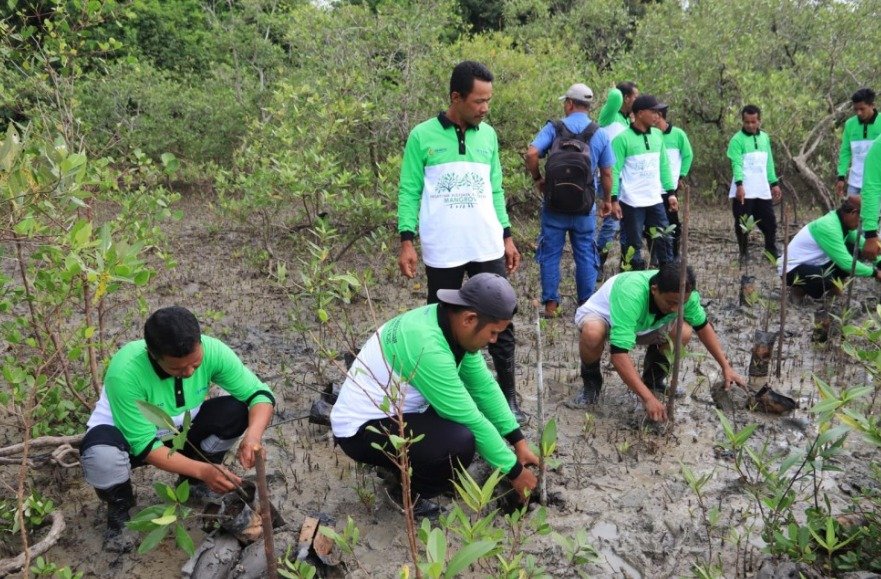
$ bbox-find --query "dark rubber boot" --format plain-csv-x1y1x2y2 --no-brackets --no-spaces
642,344,671,395
497,364,528,425
572,361,603,406
96,480,136,553
736,232,749,265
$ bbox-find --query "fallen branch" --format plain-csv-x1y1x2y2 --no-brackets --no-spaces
0,511,66,576
0,434,84,458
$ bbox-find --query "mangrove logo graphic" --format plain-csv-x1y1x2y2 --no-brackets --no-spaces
433,171,486,209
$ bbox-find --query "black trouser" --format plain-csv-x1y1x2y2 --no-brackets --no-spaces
425,257,515,378
732,198,777,255
786,262,850,299
645,204,682,263
335,408,476,499
80,396,249,489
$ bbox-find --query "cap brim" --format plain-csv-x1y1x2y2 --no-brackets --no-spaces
436,289,470,307
652,102,668,110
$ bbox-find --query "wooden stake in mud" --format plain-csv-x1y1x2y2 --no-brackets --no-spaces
254,446,278,579
776,196,789,378
533,300,547,506
844,221,862,316
667,184,690,422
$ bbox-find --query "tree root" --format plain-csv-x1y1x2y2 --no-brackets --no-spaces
0,511,66,576
0,435,84,468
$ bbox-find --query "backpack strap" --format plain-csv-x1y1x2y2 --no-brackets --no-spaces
577,121,600,143
552,120,576,141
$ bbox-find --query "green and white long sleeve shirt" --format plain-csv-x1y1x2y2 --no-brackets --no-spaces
727,129,778,199
661,124,694,182
837,111,881,189
780,209,877,276
397,114,510,268
611,125,675,207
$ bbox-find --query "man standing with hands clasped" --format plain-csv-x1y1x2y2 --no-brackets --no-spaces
727,104,782,263
397,61,526,423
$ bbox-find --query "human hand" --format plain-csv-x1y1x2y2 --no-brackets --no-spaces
611,201,623,220
771,185,782,203
510,467,537,503
236,437,261,470
722,367,748,392
513,440,539,467
200,462,242,494
667,195,679,213
643,394,668,422
398,241,418,278
534,177,545,194
835,181,845,198
504,237,521,274
736,185,746,205
864,237,881,260
600,200,613,218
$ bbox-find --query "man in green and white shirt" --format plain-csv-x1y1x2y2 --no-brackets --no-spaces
611,94,677,271
396,61,525,422
727,104,782,261
331,274,538,513
780,196,881,299
572,263,745,417
836,88,880,198
653,105,693,259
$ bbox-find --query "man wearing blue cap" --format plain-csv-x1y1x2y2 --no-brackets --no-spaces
331,273,538,517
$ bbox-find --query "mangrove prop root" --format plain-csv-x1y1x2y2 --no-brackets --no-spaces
0,511,66,576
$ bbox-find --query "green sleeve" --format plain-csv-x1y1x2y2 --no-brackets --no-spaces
206,337,274,407
679,131,694,177
397,129,425,234
489,129,511,229
105,372,163,457
599,88,624,127
458,351,519,438
861,139,881,233
406,344,517,474
838,119,853,178
727,134,744,182
611,133,627,198
682,291,708,328
820,219,875,277
765,134,778,183
659,139,675,192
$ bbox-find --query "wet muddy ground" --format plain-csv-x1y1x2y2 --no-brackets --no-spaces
7,195,880,577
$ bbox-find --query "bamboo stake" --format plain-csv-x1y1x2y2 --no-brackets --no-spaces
533,300,547,506
667,184,690,422
776,197,789,378
254,446,278,579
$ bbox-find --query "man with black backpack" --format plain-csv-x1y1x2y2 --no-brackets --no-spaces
525,83,616,318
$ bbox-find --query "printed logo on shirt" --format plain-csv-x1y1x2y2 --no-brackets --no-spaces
432,171,486,209
428,147,448,156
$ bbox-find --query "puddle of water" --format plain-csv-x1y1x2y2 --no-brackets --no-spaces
590,520,619,541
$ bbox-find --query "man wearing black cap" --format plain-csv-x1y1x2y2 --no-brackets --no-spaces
331,273,538,517
525,82,616,318
610,94,678,271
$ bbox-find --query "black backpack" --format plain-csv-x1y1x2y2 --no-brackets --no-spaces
543,120,599,214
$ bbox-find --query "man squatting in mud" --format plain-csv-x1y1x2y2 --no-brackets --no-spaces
331,274,538,518
573,261,747,421
780,195,881,300
79,306,275,552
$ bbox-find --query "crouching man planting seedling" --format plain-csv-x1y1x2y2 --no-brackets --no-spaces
331,273,538,518
573,261,746,421
79,306,275,552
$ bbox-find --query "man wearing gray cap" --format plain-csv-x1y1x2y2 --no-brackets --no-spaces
331,273,538,517
525,83,616,318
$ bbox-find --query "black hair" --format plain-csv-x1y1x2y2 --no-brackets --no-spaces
651,261,696,293
741,104,761,118
449,61,494,100
444,303,506,332
617,81,638,97
144,306,201,359
839,197,860,215
852,88,876,105
658,105,669,120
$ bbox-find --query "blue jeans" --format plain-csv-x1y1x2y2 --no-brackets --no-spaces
595,212,620,254
620,202,672,269
535,207,599,305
